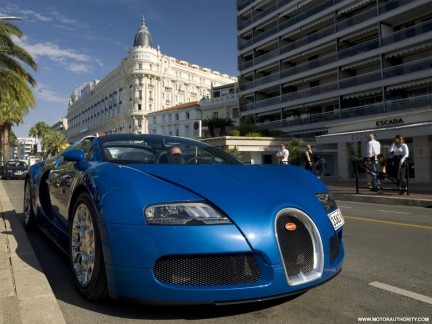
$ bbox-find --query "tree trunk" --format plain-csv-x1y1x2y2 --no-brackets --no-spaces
1,125,10,163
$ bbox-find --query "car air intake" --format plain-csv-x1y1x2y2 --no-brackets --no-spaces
153,254,260,286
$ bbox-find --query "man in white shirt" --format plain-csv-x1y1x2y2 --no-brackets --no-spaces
276,144,289,164
366,133,381,192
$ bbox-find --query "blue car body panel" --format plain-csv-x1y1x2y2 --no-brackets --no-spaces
26,134,344,304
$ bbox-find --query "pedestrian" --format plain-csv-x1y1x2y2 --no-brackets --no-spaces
304,145,315,173
388,134,409,194
365,133,381,192
318,156,326,178
276,143,289,164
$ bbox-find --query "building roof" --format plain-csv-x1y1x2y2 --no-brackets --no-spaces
133,16,153,48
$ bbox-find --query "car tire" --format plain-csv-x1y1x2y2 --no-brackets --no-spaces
23,179,36,230
69,192,108,300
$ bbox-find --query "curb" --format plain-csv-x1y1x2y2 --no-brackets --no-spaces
0,181,66,324
332,193,432,208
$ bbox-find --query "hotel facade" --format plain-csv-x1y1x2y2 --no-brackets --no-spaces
66,19,237,142
237,0,432,181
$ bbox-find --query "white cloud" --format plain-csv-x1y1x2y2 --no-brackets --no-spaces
35,85,69,104
15,37,97,74
64,63,93,74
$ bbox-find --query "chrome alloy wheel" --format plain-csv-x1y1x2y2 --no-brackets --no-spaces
71,203,96,287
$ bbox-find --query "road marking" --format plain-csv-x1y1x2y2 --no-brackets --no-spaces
338,205,352,209
369,281,432,305
344,215,432,230
377,210,411,215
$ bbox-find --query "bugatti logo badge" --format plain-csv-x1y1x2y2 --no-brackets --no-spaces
285,223,297,231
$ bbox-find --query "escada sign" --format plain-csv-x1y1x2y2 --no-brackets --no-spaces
376,118,403,127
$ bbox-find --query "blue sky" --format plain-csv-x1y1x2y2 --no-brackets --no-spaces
0,0,238,138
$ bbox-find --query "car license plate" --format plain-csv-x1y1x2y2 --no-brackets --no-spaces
15,171,23,175
328,209,344,230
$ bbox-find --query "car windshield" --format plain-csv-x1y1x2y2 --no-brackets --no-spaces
6,161,27,168
99,135,242,165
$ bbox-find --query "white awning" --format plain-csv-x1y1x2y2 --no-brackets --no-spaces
255,0,272,10
283,105,304,111
316,122,432,144
290,128,328,136
340,26,378,43
281,28,302,40
385,42,432,58
287,42,335,60
256,39,279,51
257,110,281,117
303,70,337,83
279,0,312,16
301,15,333,31
304,98,338,107
387,78,432,91
256,63,279,74
343,89,381,100
338,0,374,15
341,57,380,71
282,80,302,87
256,18,277,31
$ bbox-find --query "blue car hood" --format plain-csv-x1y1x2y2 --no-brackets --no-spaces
135,164,328,223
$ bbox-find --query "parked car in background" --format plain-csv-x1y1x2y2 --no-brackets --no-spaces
0,160,29,180
24,134,344,304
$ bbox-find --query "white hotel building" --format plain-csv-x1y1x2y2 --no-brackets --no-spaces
66,18,237,142
237,0,432,181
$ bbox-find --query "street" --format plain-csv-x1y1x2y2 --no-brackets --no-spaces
2,179,431,323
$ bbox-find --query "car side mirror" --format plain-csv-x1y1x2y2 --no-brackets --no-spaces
62,149,89,171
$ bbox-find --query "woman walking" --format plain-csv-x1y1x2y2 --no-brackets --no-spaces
388,134,409,194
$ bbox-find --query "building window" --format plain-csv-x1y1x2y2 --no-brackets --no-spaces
175,113,179,120
213,112,219,118
186,112,190,119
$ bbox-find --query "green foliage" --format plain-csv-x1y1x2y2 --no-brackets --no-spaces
229,129,240,136
226,146,241,159
286,138,305,165
245,132,262,137
202,117,234,137
0,21,37,161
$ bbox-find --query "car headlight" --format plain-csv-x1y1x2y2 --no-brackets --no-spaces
144,202,232,225
315,193,338,212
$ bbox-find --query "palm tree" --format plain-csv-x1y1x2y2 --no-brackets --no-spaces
0,94,32,161
43,130,68,157
0,21,37,162
29,122,53,155
202,117,234,137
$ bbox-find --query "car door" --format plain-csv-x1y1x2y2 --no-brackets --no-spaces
47,139,94,233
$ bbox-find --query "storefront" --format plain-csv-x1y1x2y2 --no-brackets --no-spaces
315,109,432,183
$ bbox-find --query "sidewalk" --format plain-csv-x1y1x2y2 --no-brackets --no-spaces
0,181,66,324
0,179,430,324
322,177,432,208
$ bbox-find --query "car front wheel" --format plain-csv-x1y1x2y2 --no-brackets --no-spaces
23,179,35,230
70,193,108,300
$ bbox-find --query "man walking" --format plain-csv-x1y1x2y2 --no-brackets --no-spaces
366,133,381,193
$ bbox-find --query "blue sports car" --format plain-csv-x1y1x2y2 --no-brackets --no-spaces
24,134,344,304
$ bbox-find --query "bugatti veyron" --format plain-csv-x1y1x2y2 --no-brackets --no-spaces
23,134,344,304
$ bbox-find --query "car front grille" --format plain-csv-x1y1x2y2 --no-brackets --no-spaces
153,254,260,286
276,215,314,276
275,209,324,286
